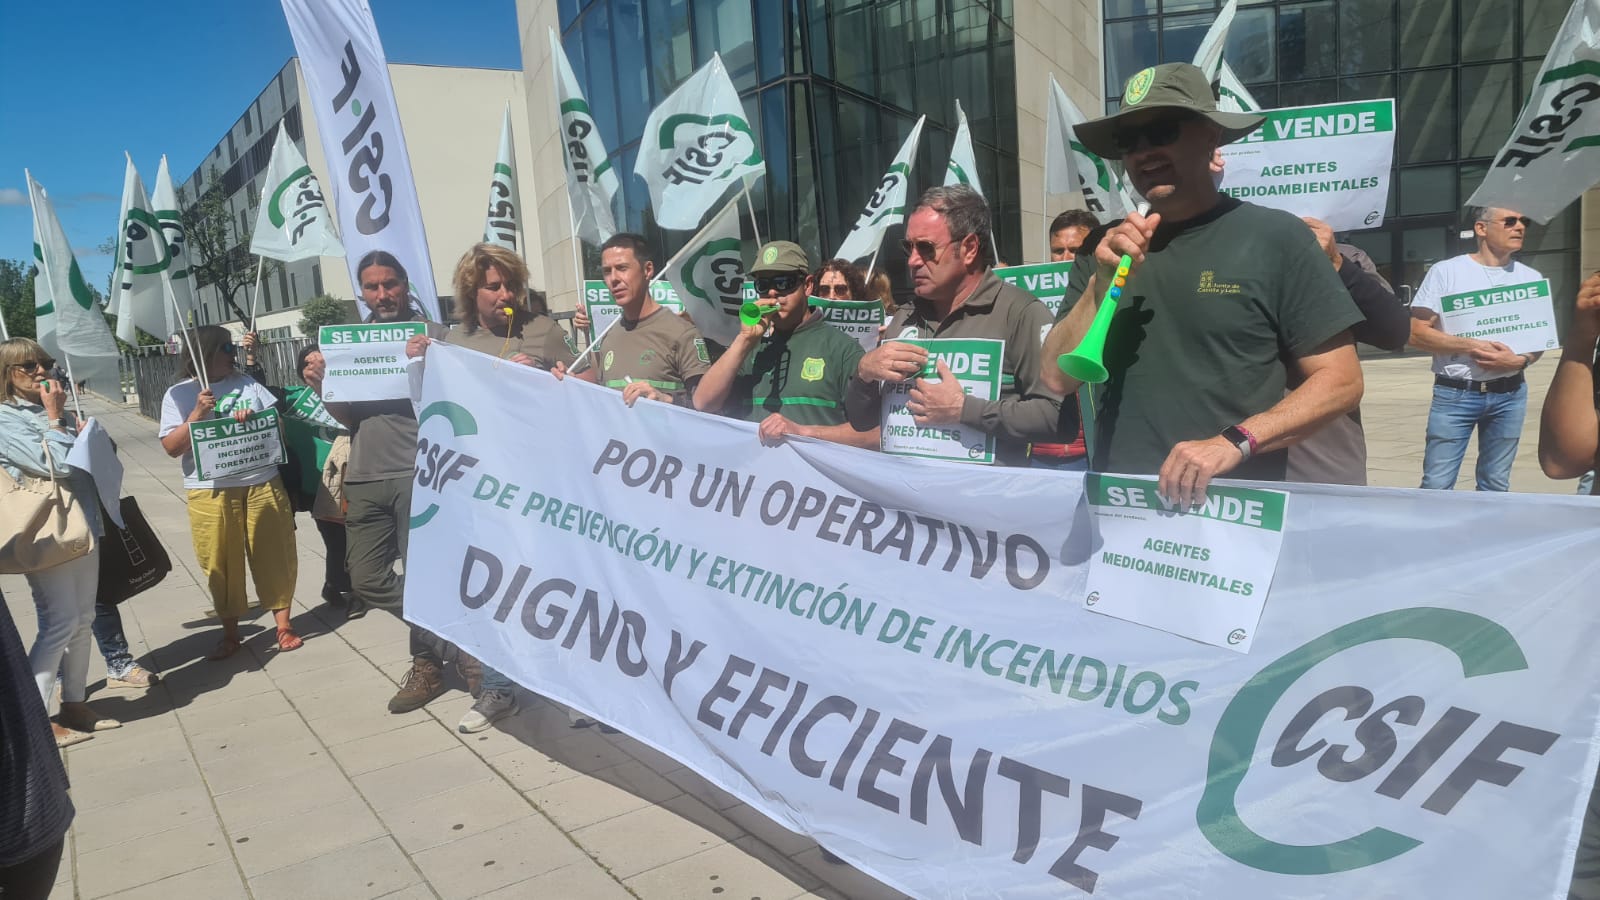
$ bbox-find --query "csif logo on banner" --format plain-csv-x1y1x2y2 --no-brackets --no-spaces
1492,60,1600,168
850,163,910,229
1070,142,1115,213
561,100,611,185
412,401,481,528
485,163,517,246
120,209,170,285
682,239,745,318
330,41,394,234
658,114,761,186
1198,607,1561,875
269,166,333,245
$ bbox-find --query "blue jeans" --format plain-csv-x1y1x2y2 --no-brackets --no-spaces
91,601,137,678
481,665,513,694
1420,382,1526,492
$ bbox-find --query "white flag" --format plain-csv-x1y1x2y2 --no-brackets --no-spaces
1046,76,1135,219
152,156,196,334
483,104,521,250
1193,0,1237,81
663,199,744,345
550,29,619,247
29,172,123,394
110,156,171,343
636,53,765,231
281,0,440,320
250,127,345,263
1216,62,1262,113
1467,0,1600,223
943,100,984,197
835,116,926,262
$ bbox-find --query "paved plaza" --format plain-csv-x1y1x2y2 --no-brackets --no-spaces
3,351,1577,900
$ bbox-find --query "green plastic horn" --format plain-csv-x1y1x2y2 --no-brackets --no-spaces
1057,203,1149,385
740,301,777,326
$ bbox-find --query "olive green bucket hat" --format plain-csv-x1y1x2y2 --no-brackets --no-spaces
1074,62,1265,160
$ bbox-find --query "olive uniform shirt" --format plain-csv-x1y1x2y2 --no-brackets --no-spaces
445,315,576,370
722,314,865,426
591,307,712,403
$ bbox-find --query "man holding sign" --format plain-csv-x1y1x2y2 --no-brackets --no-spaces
1409,207,1548,492
843,185,1066,466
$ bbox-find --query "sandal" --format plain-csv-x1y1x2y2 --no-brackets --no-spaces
275,629,304,652
53,722,94,749
206,636,244,661
57,703,120,733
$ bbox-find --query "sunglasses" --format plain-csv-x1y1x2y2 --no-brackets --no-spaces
1489,215,1533,229
220,343,237,355
815,282,853,298
901,239,945,262
10,358,53,374
755,273,805,295
1111,114,1194,155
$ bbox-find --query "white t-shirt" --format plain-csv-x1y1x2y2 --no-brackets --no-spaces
1412,254,1544,381
158,372,280,489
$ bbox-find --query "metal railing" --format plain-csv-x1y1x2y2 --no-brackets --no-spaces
127,337,314,420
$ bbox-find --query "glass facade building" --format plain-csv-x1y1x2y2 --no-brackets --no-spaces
556,0,1022,282
1104,0,1579,309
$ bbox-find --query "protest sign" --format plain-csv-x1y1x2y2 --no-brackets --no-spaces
1083,474,1288,653
1438,279,1561,354
405,341,1600,899
318,322,426,402
1219,99,1395,231
190,409,287,481
810,297,883,352
284,386,344,430
996,262,1075,317
879,337,1002,464
582,280,757,342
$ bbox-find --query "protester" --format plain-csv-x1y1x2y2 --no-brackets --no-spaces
1409,207,1543,492
1,338,117,744
555,233,711,407
158,326,301,659
693,241,877,449
88,600,159,689
1285,217,1411,485
1049,209,1098,262
0,586,74,898
277,344,354,612
842,185,1066,466
323,250,454,713
406,242,576,733
1041,62,1363,506
813,257,869,302
1538,271,1600,488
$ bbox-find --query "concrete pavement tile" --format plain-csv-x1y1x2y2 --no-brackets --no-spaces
474,861,632,900
331,719,462,776
548,727,635,773
592,758,685,804
269,658,386,696
409,815,587,900
75,819,228,898
62,718,193,775
486,746,583,793
230,795,387,877
175,686,295,733
248,836,421,900
97,860,247,900
196,736,332,795
570,798,729,880
189,710,316,761
662,765,745,811
305,702,419,745
353,746,496,811
69,756,204,812
379,777,535,853
334,611,413,651
719,802,821,858
373,885,439,900
289,677,411,722
624,838,821,899
213,760,362,831
72,783,215,854
160,665,279,711
529,769,660,831
364,637,419,670
252,632,364,678
786,847,904,900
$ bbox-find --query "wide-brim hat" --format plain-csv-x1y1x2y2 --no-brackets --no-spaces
750,240,810,276
1074,63,1265,160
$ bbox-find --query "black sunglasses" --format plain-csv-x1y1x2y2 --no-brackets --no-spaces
220,343,237,355
1111,114,1194,155
755,273,805,295
1490,215,1533,229
10,358,53,374
815,282,853,298
901,239,944,262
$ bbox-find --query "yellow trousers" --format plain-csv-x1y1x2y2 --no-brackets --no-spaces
186,478,298,618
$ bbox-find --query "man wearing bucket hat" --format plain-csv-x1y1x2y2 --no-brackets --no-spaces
693,241,878,449
1040,62,1364,508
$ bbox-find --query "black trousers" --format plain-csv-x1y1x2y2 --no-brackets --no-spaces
0,838,64,900
313,517,351,593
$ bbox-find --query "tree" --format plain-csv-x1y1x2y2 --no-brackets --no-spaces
298,295,356,336
184,164,278,328
0,259,36,339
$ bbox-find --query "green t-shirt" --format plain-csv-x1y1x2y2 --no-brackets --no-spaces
723,315,865,426
1071,197,1362,479
592,306,711,401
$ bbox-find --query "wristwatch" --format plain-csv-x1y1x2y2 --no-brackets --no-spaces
1221,425,1255,459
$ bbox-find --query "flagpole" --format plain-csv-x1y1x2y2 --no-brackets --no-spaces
865,239,883,281
246,257,264,333
164,278,208,392
741,176,762,248
58,354,84,422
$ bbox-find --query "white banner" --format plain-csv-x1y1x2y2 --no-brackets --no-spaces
483,104,520,251
943,100,983,196
636,53,765,231
836,116,926,262
663,199,746,345
879,337,1002,464
151,156,196,334
1217,63,1263,114
550,28,619,247
405,342,1600,899
281,0,439,320
28,172,122,396
318,322,425,402
1468,0,1600,223
1046,76,1135,219
250,127,346,263
810,297,883,352
110,156,171,343
1219,100,1395,231
189,409,288,481
1438,278,1561,354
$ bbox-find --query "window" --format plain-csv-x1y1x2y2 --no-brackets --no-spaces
693,0,756,91
1460,0,1515,62
1160,13,1213,66
754,0,784,83
312,263,323,298
578,4,620,156
1398,165,1455,216
1225,6,1276,83
1522,0,1565,58
1277,1,1334,80
831,0,875,96
1279,79,1335,106
1338,0,1392,74
874,0,915,111
1398,70,1454,164
646,0,692,102
1459,63,1517,159
1105,19,1159,95
611,0,651,136
1398,0,1453,68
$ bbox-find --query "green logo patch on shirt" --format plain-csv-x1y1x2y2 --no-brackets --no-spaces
603,350,615,370
694,338,710,363
801,357,826,381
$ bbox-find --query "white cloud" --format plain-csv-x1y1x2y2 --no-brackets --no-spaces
0,187,25,206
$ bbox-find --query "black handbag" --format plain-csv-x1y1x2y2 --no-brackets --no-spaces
97,497,172,606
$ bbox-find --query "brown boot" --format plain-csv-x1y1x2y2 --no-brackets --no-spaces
387,657,444,713
457,653,484,699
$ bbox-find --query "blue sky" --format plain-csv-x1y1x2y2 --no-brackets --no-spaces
0,0,520,291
